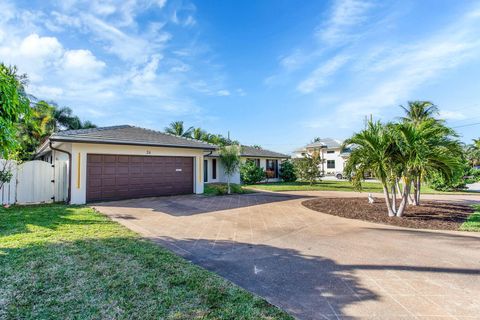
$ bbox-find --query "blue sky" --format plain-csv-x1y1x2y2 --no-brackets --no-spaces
1,0,479,153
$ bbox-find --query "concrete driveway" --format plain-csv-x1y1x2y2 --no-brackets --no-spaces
94,192,480,320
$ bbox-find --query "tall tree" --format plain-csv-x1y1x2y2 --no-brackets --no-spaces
191,127,206,140
394,119,463,206
219,145,242,194
467,138,480,167
398,101,461,205
400,101,438,124
50,105,97,130
344,120,403,217
17,101,56,159
164,121,193,138
0,64,30,159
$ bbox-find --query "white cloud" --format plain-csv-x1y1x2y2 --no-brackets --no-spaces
216,90,230,96
439,110,467,121
317,0,373,45
297,54,350,93
157,0,167,8
299,2,480,132
61,49,106,78
0,34,63,81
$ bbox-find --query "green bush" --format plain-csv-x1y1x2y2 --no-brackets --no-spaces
240,161,265,184
204,183,247,195
464,168,480,184
293,154,321,185
428,163,468,191
279,160,296,182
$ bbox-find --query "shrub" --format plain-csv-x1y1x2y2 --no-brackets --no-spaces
279,160,296,182
240,161,265,184
204,183,247,195
427,163,468,191
464,167,480,184
293,154,321,185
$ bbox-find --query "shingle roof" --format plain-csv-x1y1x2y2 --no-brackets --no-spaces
50,125,216,150
305,138,342,149
207,145,289,159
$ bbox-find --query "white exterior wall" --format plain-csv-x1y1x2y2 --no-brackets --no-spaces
204,157,220,183
321,148,346,175
211,157,284,184
69,143,206,204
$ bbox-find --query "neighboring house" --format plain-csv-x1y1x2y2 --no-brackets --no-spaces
36,125,216,204
36,125,288,204
204,145,290,184
293,138,351,178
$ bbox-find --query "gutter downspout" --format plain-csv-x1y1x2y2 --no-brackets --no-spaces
49,141,72,204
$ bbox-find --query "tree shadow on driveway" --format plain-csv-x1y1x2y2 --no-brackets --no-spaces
94,192,315,216
152,237,480,320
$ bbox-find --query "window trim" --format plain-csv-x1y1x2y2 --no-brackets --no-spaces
327,160,335,169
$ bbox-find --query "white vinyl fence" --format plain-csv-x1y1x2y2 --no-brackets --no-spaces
0,159,68,205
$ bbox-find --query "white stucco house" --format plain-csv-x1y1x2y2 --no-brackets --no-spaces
204,145,290,184
36,125,289,204
293,138,351,178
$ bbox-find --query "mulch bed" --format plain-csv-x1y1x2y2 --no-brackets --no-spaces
302,197,475,230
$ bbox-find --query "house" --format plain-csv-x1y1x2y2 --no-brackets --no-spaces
293,138,351,178
36,125,216,204
36,125,289,204
204,145,290,184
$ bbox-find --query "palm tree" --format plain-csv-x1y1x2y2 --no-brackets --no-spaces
191,127,207,141
164,121,193,138
218,145,242,194
393,119,463,206
344,120,401,216
52,105,97,130
400,101,439,124
467,138,480,166
398,101,462,205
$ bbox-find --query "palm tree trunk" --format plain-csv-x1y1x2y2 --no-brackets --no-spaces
396,180,411,217
382,184,395,217
396,179,402,195
407,179,415,205
391,184,397,213
411,175,420,206
416,176,421,205
227,175,231,194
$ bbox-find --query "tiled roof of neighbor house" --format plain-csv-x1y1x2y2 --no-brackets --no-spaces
50,125,217,150
305,138,342,149
208,145,290,158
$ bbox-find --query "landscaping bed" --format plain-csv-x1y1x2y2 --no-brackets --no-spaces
302,197,478,231
204,183,254,196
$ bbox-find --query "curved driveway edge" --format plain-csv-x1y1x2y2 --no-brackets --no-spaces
94,192,480,319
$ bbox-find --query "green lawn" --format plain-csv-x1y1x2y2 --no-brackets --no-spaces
245,180,474,195
0,204,291,320
460,205,480,231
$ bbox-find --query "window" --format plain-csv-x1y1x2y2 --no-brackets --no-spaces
266,159,279,178
327,160,335,169
204,160,208,182
327,150,335,154
212,159,217,179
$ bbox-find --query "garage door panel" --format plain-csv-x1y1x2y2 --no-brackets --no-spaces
87,154,194,202
103,155,117,163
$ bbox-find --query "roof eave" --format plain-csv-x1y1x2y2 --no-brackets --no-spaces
49,137,217,151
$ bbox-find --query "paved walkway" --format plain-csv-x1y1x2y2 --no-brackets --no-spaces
94,192,480,320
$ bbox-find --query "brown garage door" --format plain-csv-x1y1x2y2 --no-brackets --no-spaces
87,154,194,202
